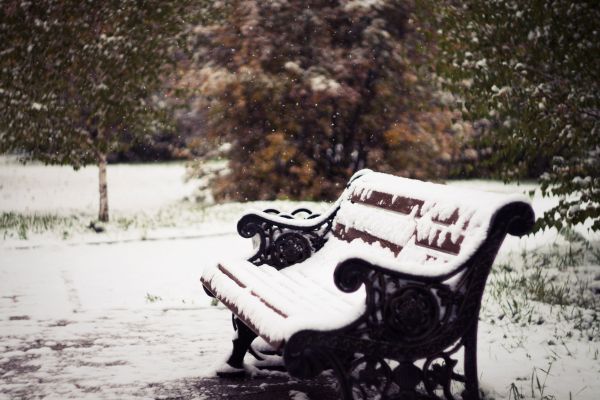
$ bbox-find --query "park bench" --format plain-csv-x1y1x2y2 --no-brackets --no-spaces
201,169,535,400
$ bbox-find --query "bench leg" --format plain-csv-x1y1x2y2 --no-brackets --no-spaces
463,321,481,400
220,316,257,374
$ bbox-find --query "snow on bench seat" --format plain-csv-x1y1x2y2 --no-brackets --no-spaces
201,238,476,349
201,240,367,348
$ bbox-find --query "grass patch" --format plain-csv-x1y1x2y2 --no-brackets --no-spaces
145,293,163,303
0,212,79,240
0,201,329,242
489,262,594,310
115,216,136,231
508,362,557,400
490,229,597,310
487,230,599,338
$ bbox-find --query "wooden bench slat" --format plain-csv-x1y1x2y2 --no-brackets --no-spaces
334,222,466,256
334,223,404,256
218,264,298,318
217,264,247,288
351,188,472,228
351,190,424,215
200,274,285,349
250,289,289,319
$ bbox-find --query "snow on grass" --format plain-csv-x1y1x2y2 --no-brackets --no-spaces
0,157,331,247
0,157,198,215
1,158,599,399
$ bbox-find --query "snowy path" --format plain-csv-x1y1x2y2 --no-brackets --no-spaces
0,236,249,399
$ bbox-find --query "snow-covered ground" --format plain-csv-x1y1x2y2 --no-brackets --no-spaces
0,159,598,399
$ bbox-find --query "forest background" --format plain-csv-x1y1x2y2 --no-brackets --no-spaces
0,0,597,231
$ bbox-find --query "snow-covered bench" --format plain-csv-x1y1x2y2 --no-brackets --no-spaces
201,169,535,400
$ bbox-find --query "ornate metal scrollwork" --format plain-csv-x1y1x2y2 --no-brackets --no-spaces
333,259,471,357
346,356,395,399
328,351,463,400
385,285,440,340
355,274,461,350
237,206,337,269
283,330,335,379
423,346,465,400
270,231,312,269
285,337,466,400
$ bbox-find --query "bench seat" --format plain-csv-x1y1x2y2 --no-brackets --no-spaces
201,234,472,348
202,239,367,348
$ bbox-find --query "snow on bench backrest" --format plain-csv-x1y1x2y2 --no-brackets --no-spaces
332,171,527,272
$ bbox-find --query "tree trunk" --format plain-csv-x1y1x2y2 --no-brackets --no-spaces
98,153,109,222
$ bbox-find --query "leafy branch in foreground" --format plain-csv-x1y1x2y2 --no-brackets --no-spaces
435,0,599,231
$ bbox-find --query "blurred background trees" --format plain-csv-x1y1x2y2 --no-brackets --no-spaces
0,0,194,221
182,0,463,201
0,0,597,231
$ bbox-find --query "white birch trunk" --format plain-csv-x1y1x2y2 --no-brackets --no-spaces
98,153,109,222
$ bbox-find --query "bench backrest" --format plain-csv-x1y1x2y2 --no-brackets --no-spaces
331,171,528,274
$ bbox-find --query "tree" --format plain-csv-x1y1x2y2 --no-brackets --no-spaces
0,0,191,221
435,1,599,231
185,0,455,201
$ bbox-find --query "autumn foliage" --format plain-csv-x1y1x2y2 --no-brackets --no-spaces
185,0,458,201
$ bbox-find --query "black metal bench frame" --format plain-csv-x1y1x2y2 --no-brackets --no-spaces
203,176,535,400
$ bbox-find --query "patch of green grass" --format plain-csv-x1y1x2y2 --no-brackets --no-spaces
145,293,163,303
490,264,580,308
115,216,136,231
589,245,600,265
490,265,597,319
509,382,524,400
530,362,555,400
508,362,557,400
0,212,79,240
487,230,599,336
490,228,598,308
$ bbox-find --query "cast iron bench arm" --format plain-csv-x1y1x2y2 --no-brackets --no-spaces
237,205,339,269
284,257,473,383
236,169,372,269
